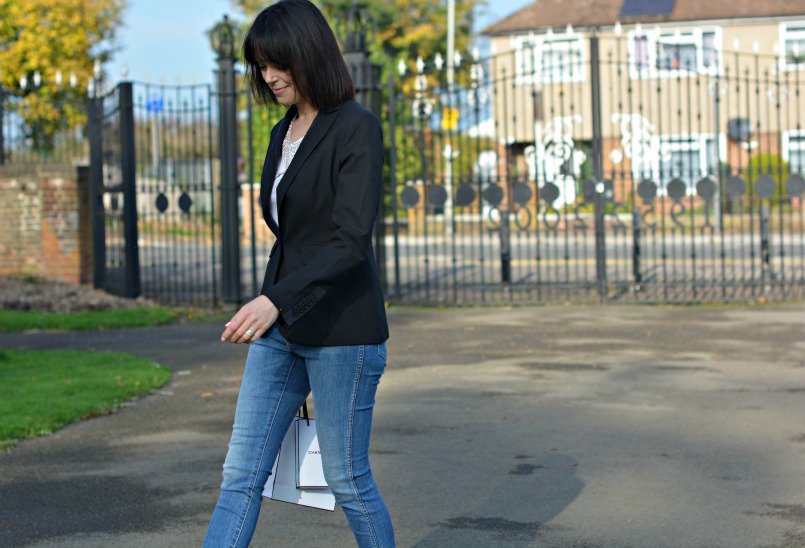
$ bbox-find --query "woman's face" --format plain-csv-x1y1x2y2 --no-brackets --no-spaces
261,64,299,106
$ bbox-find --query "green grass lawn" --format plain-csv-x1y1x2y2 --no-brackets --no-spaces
0,307,178,332
0,348,171,451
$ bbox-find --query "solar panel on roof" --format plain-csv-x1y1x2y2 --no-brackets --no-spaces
620,0,676,18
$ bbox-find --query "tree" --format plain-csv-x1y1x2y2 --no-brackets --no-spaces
0,0,125,148
231,0,483,79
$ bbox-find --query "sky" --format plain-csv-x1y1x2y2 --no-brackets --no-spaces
106,0,532,85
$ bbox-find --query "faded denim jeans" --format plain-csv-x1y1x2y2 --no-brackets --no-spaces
204,325,395,547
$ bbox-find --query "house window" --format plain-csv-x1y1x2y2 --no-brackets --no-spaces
633,134,720,195
660,136,718,195
781,23,805,71
633,35,651,73
629,28,721,78
783,131,805,174
515,33,585,84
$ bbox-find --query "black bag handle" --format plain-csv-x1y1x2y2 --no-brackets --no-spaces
300,401,310,425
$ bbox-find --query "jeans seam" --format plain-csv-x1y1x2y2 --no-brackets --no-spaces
347,345,380,548
230,353,299,548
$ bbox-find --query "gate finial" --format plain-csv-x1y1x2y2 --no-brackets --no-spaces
210,14,236,60
339,1,374,53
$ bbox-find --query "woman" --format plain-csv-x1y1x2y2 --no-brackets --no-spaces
203,1,394,546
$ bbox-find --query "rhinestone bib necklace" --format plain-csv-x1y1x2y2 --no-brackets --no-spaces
281,115,303,170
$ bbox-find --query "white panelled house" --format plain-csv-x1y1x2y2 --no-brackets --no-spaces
482,0,805,201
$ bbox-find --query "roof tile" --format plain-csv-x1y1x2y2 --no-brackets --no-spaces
484,0,805,35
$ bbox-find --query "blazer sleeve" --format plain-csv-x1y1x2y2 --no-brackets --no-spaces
263,107,383,325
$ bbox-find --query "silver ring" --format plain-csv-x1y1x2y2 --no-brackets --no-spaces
245,329,255,338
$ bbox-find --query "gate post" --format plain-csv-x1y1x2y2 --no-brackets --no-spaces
760,203,771,282
118,82,141,298
589,34,608,302
341,4,382,116
340,3,387,293
632,208,642,290
213,15,242,304
388,75,402,300
88,90,106,290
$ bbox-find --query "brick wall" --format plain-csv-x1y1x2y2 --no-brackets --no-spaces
0,164,91,284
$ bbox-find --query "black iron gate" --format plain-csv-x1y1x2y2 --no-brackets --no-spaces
88,14,276,307
385,34,805,305
89,82,140,299
89,80,220,305
132,81,219,305
90,19,805,307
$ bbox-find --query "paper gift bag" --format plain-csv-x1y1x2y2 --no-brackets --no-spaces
295,417,328,489
263,415,335,511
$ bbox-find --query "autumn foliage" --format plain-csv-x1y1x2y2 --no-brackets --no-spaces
0,0,125,147
233,0,482,79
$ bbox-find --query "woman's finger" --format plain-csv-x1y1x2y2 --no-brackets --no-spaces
225,317,262,344
249,324,269,341
237,325,258,344
221,320,249,343
220,321,235,342
220,296,278,343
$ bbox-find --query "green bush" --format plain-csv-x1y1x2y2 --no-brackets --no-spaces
741,153,790,198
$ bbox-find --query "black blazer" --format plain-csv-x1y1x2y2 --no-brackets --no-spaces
259,100,388,346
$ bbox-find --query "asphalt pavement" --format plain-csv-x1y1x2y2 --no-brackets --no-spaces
1,304,804,547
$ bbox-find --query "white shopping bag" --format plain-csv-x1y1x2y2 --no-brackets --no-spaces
263,415,335,511
295,418,328,489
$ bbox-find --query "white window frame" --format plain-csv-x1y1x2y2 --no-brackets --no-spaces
633,133,722,196
514,32,585,85
782,129,805,173
628,27,722,79
780,23,805,72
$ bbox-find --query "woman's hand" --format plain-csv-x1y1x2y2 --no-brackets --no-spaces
220,295,280,344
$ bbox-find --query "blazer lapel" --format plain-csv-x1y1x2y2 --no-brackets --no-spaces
261,107,296,233
274,105,341,214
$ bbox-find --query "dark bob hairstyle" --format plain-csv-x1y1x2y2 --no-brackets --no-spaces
243,0,355,110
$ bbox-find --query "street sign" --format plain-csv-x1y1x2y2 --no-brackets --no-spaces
146,93,164,114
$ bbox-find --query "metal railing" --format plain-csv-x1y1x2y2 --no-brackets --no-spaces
385,37,805,305
0,87,90,166
80,26,805,307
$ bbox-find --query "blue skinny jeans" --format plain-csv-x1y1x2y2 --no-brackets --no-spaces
204,325,395,547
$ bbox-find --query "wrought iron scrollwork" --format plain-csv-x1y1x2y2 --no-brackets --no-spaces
787,174,805,197
427,185,448,208
400,185,420,208
454,184,476,207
